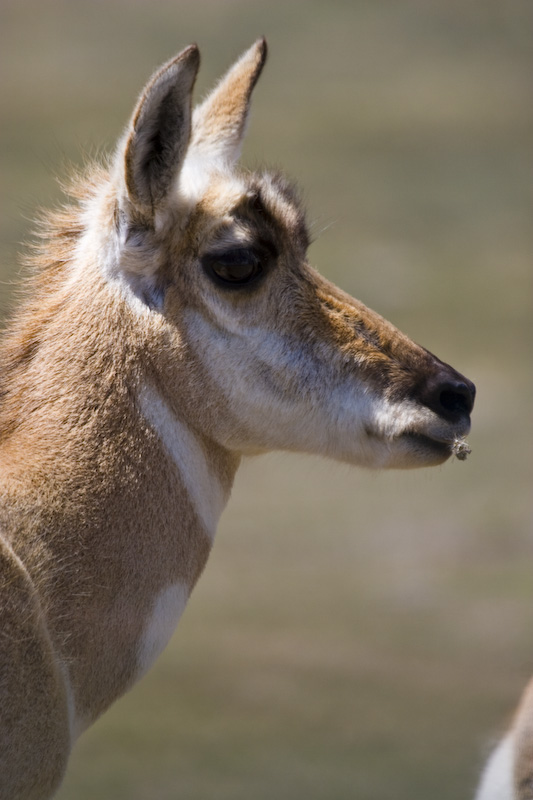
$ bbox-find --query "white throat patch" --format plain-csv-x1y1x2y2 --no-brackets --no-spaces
137,382,227,540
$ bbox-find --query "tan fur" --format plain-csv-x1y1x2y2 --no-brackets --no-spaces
190,38,267,162
0,40,475,798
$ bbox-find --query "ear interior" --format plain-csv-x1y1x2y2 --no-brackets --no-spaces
122,45,200,217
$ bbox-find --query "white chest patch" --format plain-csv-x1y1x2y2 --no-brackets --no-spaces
137,382,227,540
136,581,189,680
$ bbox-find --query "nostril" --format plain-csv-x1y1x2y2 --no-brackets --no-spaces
439,383,474,416
420,372,476,421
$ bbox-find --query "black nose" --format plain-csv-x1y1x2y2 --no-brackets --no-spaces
420,368,476,423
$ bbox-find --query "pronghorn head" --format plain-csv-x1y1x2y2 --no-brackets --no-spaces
108,39,474,469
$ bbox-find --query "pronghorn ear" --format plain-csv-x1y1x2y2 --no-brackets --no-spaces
189,38,267,166
121,45,200,217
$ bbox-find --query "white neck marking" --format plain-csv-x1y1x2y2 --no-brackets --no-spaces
137,382,227,540
136,581,190,680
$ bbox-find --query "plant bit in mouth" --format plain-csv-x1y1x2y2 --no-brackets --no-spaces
452,436,472,461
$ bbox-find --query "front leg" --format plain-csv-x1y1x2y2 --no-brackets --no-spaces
0,538,71,800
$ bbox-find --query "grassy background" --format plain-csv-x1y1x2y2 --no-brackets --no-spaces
1,1,531,798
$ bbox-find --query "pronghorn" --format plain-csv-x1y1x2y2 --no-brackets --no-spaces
475,679,533,800
0,39,477,799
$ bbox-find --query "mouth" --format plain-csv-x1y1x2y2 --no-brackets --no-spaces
405,433,452,460
402,432,471,464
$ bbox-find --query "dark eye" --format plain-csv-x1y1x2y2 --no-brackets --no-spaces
203,249,265,287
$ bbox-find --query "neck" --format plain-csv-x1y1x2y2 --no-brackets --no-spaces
0,263,240,734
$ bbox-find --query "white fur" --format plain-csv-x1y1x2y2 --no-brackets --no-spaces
60,666,84,743
183,309,367,450
136,581,189,679
183,308,452,466
260,172,301,229
177,155,247,208
137,382,228,539
176,153,213,205
475,734,515,800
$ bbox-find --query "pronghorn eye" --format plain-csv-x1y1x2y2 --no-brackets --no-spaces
203,249,264,287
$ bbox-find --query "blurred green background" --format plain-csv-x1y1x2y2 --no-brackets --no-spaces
1,1,531,798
